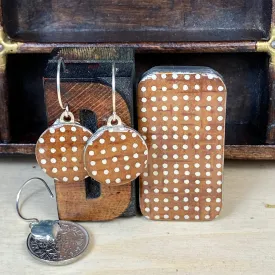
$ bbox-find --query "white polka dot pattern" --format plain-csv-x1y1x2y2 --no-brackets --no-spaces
138,70,226,221
36,123,93,182
84,125,148,186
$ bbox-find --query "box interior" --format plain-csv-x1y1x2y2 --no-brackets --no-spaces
6,52,269,145
2,0,272,42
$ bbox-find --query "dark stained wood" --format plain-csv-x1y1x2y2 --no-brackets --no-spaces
2,50,270,153
55,179,132,221
6,54,49,144
0,68,10,142
17,41,257,54
2,51,270,154
2,143,275,160
272,0,275,26
0,0,272,161
0,144,35,154
57,47,134,61
266,62,275,144
266,0,275,144
225,145,275,160
0,1,9,142
2,0,271,43
0,0,3,27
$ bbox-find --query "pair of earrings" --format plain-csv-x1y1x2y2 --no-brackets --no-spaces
36,59,148,186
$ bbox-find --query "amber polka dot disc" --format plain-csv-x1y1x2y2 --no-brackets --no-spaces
138,68,226,221
36,123,93,182
84,125,148,186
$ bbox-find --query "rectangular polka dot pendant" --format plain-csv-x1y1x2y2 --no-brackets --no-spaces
138,67,227,221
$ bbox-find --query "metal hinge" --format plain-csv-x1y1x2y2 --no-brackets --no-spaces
0,27,22,70
257,28,275,64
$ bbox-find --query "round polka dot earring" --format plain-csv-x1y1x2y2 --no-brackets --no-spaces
84,63,148,186
36,58,93,183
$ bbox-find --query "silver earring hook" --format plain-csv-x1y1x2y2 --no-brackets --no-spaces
107,62,122,126
57,58,75,123
56,57,68,112
16,177,54,224
112,62,117,121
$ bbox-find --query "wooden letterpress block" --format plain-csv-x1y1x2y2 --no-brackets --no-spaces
43,48,137,221
55,180,132,221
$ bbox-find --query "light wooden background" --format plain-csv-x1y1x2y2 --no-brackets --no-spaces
1,156,275,275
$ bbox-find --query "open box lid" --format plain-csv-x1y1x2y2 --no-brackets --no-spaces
2,0,272,43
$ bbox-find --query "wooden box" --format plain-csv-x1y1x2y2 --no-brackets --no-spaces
1,0,275,161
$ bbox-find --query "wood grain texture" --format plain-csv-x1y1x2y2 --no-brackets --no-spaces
224,145,275,160
2,0,271,42
5,144,275,160
17,41,257,54
55,180,131,221
43,46,136,218
0,143,35,154
35,122,93,182
84,125,148,186
44,80,134,220
44,82,131,128
138,68,226,221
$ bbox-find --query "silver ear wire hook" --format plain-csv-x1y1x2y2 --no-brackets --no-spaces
16,177,54,224
107,62,122,126
112,62,117,121
56,58,75,122
56,57,68,111
16,178,89,265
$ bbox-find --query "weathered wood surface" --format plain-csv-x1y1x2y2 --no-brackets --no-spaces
43,81,134,220
0,144,270,162
2,0,271,42
0,0,273,159
224,145,275,160
265,0,275,144
55,179,132,221
0,68,10,142
0,144,35,154
0,51,271,158
17,42,257,54
5,144,275,161
43,48,136,219
266,62,275,144
44,82,131,128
